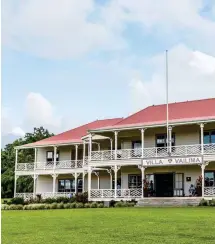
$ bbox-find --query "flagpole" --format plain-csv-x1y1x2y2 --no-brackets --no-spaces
166,50,169,153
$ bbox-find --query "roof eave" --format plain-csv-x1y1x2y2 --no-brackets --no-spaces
88,118,215,133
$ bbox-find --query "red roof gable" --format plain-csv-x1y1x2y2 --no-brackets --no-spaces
22,118,122,147
92,98,215,131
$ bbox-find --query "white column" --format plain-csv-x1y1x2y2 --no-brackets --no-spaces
14,175,18,198
74,172,77,194
201,164,205,198
33,174,38,198
112,165,120,198
88,166,92,199
89,134,92,161
82,171,87,193
114,131,118,160
75,144,78,168
200,123,204,155
168,126,172,153
83,141,86,165
97,143,100,151
14,149,18,197
138,165,145,198
52,174,57,195
141,129,145,158
107,169,112,189
53,146,57,169
94,172,100,189
34,148,37,170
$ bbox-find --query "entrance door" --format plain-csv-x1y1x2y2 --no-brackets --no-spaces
155,173,174,197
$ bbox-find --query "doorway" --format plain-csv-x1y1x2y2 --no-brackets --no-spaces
155,173,174,197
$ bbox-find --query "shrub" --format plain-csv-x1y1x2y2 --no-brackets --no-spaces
84,203,91,208
98,203,104,208
1,204,9,210
127,202,135,207
90,202,98,208
44,204,51,209
76,203,84,208
70,202,77,208
114,202,124,207
9,204,23,210
50,203,58,209
209,199,215,206
109,200,116,207
56,197,70,203
57,202,64,209
42,197,56,204
199,199,208,206
23,205,31,210
64,203,71,209
75,192,88,203
10,197,24,205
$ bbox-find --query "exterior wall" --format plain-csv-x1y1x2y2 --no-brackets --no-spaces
36,175,53,193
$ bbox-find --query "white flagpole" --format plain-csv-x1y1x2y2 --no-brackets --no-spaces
166,50,169,153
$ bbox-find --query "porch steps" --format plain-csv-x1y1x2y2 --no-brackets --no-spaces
136,197,202,207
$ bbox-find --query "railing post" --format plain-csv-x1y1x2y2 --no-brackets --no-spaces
101,151,104,161
88,166,92,199
155,147,157,157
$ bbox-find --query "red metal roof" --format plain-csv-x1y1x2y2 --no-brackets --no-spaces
22,118,122,147
92,98,215,130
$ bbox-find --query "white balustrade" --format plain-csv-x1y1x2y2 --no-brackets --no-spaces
16,163,34,171
90,143,215,161
204,187,215,196
90,189,142,199
15,193,34,200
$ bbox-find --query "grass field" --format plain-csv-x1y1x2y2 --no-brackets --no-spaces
2,208,215,244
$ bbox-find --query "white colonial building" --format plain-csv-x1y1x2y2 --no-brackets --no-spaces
15,98,215,202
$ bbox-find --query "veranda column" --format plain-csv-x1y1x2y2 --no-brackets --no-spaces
75,144,79,168
52,174,58,196
94,172,100,189
140,129,145,158
168,126,172,154
201,164,205,198
114,131,118,160
88,166,92,199
33,174,38,198
34,148,37,171
89,134,92,161
110,139,113,159
138,165,146,198
72,172,80,194
82,171,87,193
53,146,57,169
83,141,86,165
107,169,112,189
112,165,120,198
200,123,204,154
14,149,18,197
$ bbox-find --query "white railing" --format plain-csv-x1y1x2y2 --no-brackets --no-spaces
90,189,142,199
91,143,215,161
15,192,75,199
16,160,84,171
204,187,215,196
16,163,34,171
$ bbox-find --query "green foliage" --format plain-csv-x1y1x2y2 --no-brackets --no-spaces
97,203,104,208
75,192,88,203
1,127,54,198
76,203,84,208
57,203,64,209
8,204,23,210
84,203,91,208
9,197,25,205
199,199,209,206
55,197,70,203
90,202,98,208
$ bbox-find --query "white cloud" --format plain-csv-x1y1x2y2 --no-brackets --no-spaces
11,127,25,137
2,0,124,59
24,92,62,130
129,44,215,112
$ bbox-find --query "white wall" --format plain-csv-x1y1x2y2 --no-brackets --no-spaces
36,175,53,193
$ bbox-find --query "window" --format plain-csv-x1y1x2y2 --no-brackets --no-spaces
128,175,141,188
156,133,175,148
46,151,59,162
174,173,183,189
205,171,215,187
204,130,215,144
132,141,142,157
58,179,82,192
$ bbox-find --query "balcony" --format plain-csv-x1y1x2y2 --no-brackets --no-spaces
16,160,84,172
91,143,215,161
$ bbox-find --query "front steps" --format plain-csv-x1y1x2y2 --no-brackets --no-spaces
136,197,202,207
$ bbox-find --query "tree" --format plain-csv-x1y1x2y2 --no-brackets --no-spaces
1,127,54,198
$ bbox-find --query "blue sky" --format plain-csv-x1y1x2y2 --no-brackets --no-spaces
2,0,215,146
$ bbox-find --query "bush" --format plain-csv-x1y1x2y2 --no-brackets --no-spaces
1,204,9,210
199,199,208,206
42,197,56,204
109,200,116,207
9,204,23,210
23,205,31,210
9,197,24,205
50,203,58,209
114,201,124,207
90,202,98,208
63,203,71,209
209,199,215,206
56,197,70,203
70,202,77,208
57,202,64,209
84,203,91,208
98,203,104,208
76,203,84,208
74,192,88,203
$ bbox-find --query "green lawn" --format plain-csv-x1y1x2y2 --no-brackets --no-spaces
2,208,215,244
